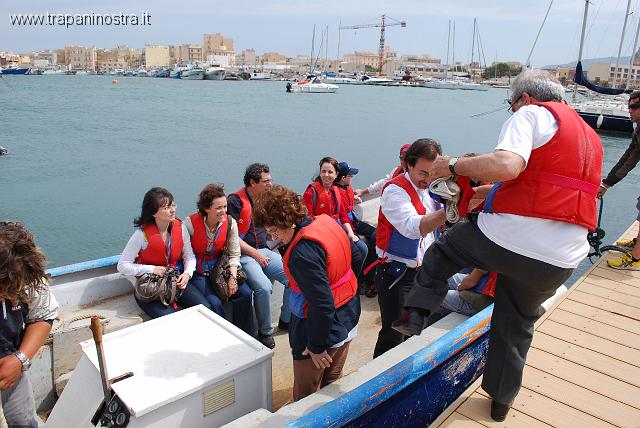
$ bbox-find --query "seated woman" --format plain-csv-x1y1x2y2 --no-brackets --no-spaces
253,185,361,401
117,187,210,319
183,184,254,335
302,156,367,276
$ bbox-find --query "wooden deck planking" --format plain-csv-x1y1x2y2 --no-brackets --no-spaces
432,223,640,427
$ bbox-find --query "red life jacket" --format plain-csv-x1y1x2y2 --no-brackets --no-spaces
136,219,184,268
392,165,404,178
473,271,497,298
283,215,358,318
230,187,252,238
308,181,341,220
188,213,228,274
337,184,358,225
483,102,602,231
376,174,426,260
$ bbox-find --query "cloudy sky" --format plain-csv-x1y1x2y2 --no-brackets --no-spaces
3,0,640,66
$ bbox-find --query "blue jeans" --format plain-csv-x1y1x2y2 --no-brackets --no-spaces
442,273,477,316
187,273,254,335
241,248,289,335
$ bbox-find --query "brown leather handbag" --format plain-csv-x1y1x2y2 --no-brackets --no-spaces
210,217,247,303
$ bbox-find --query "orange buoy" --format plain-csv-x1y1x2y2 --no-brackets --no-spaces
112,79,118,84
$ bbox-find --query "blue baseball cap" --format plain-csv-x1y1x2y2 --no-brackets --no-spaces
338,161,359,176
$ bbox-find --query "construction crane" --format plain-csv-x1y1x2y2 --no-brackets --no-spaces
340,14,406,75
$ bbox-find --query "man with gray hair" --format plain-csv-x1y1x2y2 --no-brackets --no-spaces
392,69,603,421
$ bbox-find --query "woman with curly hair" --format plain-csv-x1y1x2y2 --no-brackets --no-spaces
183,184,254,335
0,221,58,427
253,185,361,401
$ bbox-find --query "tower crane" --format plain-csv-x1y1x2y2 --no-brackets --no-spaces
340,14,406,75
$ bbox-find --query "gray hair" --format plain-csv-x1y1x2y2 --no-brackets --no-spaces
511,69,564,102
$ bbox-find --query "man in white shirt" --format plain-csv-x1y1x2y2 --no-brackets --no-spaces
372,139,446,358
392,69,602,421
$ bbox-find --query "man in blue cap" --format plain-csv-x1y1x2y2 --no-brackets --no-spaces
336,162,377,295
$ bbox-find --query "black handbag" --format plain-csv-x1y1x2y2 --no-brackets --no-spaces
210,217,247,303
134,268,183,306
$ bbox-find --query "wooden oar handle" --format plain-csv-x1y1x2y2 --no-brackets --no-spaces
90,316,103,345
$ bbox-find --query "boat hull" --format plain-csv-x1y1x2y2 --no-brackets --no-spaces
180,70,204,80
578,111,634,133
1,67,30,75
204,69,225,80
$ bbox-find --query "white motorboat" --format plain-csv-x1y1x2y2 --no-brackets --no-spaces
323,75,363,85
361,75,394,85
204,66,225,80
422,78,489,91
287,75,338,93
570,96,634,133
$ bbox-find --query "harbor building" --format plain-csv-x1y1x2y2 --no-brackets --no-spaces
64,46,96,71
144,45,170,68
585,62,640,89
237,49,257,66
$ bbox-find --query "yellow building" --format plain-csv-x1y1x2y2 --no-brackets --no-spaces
261,52,287,63
203,33,234,59
64,46,96,71
343,49,397,70
144,45,170,68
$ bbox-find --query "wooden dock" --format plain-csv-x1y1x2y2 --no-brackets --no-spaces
432,222,640,428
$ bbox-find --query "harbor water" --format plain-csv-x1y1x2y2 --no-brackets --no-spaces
1,76,638,284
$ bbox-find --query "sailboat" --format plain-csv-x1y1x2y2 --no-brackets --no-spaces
570,1,635,133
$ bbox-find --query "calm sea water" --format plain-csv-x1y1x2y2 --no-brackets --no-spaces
1,75,638,284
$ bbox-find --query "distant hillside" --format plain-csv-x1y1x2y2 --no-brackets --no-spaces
543,56,631,69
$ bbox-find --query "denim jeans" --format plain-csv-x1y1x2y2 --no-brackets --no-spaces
241,248,289,335
187,273,254,335
1,373,41,427
441,273,477,316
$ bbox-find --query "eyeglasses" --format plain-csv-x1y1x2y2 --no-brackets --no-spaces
506,95,523,113
628,103,640,110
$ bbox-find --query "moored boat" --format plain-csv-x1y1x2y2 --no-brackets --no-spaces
180,67,205,80
288,75,338,93
204,66,225,80
0,65,31,75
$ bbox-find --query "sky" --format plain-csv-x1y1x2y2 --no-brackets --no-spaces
3,0,640,67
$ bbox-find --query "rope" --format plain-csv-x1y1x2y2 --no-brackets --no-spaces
51,313,109,333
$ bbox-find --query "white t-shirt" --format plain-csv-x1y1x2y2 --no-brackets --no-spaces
477,104,590,269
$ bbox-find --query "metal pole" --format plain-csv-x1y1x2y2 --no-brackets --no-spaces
627,15,640,90
574,0,589,103
452,21,456,72
613,0,632,89
525,0,554,68
310,24,316,74
446,19,451,66
337,20,341,70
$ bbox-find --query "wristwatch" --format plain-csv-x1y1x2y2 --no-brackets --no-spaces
14,351,31,371
448,157,459,175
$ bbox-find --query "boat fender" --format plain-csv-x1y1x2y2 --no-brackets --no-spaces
596,114,604,128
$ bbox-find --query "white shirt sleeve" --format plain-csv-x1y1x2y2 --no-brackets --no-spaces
495,105,558,164
117,229,155,277
367,168,395,195
380,184,423,240
180,223,196,277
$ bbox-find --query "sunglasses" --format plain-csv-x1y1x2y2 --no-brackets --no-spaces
628,103,640,110
506,95,523,113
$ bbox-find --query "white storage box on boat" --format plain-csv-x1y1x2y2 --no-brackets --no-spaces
46,305,274,427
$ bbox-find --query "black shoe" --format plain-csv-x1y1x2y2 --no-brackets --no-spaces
490,400,511,422
257,333,275,349
364,282,377,298
391,309,425,336
278,319,289,331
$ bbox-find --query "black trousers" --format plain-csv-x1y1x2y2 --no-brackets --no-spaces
373,262,417,358
405,216,573,404
355,220,377,284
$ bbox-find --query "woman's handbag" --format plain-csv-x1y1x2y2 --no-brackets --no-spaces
210,217,247,304
134,268,183,306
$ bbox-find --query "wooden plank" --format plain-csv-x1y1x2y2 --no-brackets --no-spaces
521,366,640,427
548,309,640,350
558,299,640,334
526,348,640,409
455,392,550,428
537,320,640,367
568,290,640,321
583,275,640,295
531,332,640,387
591,267,640,286
476,388,615,428
436,412,486,427
577,281,640,309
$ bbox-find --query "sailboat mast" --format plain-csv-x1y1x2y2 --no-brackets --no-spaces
446,20,451,66
325,24,329,73
626,16,640,90
574,0,589,103
613,0,632,89
310,24,316,74
337,20,342,70
470,18,476,79
525,0,553,69
452,21,456,71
